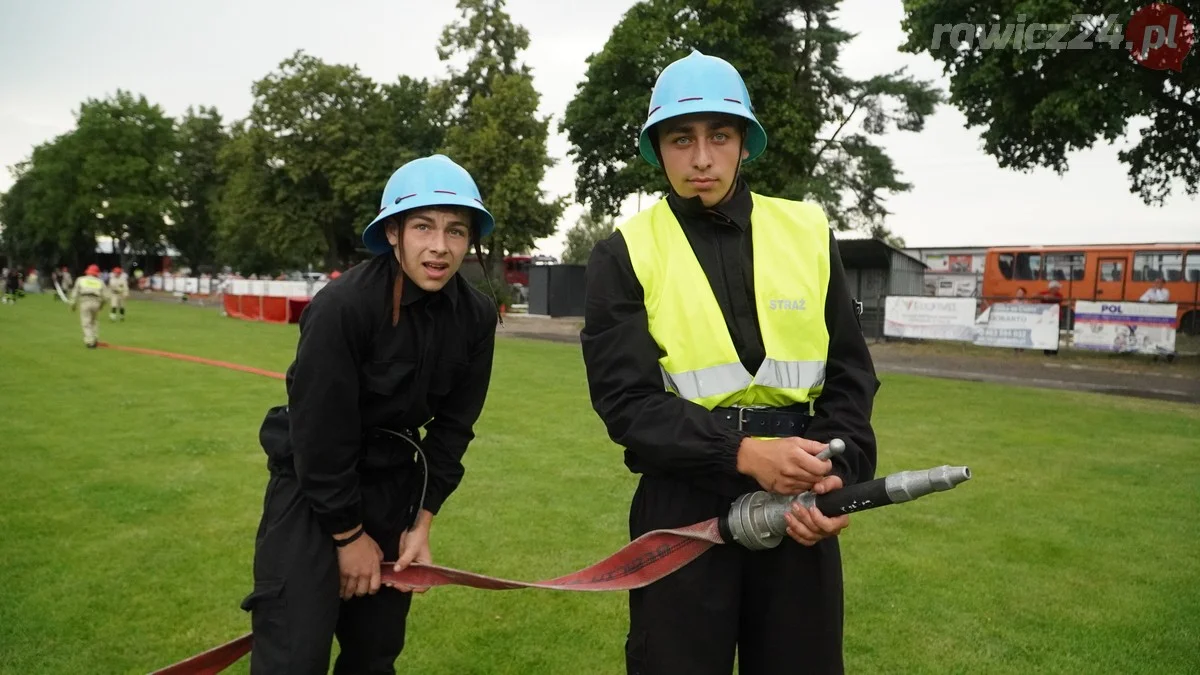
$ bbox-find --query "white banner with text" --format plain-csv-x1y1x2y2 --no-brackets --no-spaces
1072,301,1177,355
884,296,978,342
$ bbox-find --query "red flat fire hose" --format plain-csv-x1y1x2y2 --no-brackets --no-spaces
98,343,287,380
100,343,729,674
151,520,725,674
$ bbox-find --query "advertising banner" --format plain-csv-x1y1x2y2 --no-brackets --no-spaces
884,296,977,341
973,303,1060,350
1072,301,1177,355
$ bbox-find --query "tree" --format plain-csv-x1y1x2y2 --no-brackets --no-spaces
172,106,228,271
240,51,386,270
72,90,177,269
561,0,941,234
0,168,41,267
214,121,313,275
561,211,615,264
899,1,1199,205
227,51,449,272
437,0,566,264
437,0,533,114
0,132,97,270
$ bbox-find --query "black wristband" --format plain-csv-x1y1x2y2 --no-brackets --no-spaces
333,526,365,548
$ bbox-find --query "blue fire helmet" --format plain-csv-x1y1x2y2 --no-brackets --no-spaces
637,50,767,168
361,154,495,256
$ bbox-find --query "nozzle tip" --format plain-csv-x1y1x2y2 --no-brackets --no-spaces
937,466,971,488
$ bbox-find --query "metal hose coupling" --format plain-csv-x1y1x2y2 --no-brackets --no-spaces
719,439,971,550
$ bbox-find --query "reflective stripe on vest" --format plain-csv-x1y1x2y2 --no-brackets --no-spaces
662,358,828,401
617,194,831,410
78,277,105,296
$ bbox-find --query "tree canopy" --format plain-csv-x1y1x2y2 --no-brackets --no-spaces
437,0,565,261
562,0,942,236
6,1,1193,273
899,0,1199,205
172,106,228,271
561,211,616,265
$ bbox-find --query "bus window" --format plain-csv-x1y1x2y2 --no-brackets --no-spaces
997,253,1014,280
1133,251,1183,282
1014,252,1042,280
1045,253,1085,281
1185,251,1200,283
1100,260,1124,282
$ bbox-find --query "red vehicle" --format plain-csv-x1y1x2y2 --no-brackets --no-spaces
981,243,1200,334
501,255,532,286
461,254,559,287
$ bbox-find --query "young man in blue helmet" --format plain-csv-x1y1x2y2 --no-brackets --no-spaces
580,51,881,674
244,154,499,674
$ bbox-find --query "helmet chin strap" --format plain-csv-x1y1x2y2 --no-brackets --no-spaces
718,132,747,207
474,237,505,327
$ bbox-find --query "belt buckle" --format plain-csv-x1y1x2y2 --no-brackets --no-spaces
736,405,768,431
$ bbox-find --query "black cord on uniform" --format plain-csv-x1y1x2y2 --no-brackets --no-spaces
474,239,505,326
375,428,429,531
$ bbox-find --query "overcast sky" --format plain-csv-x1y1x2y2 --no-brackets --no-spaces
1,0,1196,257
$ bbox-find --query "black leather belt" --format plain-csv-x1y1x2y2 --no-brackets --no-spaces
712,406,812,437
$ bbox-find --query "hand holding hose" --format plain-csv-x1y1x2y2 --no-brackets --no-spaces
735,436,835,494
782,440,849,545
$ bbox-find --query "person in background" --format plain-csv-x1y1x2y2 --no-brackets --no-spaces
1038,280,1063,303
60,267,74,299
69,264,109,348
108,266,130,321
1139,278,1170,303
2,267,21,303
1037,281,1063,356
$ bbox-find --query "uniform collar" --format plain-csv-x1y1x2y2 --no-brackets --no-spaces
666,175,753,231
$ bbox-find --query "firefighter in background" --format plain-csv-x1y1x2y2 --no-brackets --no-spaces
70,264,109,348
108,266,130,321
2,267,21,303
57,266,74,302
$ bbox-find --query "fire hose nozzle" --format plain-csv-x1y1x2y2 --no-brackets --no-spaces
719,440,971,550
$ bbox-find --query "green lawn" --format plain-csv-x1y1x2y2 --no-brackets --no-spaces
1,294,1197,674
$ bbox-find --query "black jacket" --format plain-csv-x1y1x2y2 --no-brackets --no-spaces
580,179,881,499
259,253,497,536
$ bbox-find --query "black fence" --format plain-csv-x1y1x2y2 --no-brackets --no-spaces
528,265,587,318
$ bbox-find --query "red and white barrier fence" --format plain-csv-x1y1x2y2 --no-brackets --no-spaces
221,279,329,324
150,276,217,295
142,276,331,324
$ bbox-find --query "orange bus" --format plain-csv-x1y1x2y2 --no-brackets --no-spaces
982,243,1200,335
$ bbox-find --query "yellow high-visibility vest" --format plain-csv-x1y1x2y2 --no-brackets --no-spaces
77,277,105,296
616,194,831,410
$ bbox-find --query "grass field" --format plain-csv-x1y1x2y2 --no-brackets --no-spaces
1,294,1198,674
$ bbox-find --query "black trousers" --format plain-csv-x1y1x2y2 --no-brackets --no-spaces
242,472,419,675
625,474,845,675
